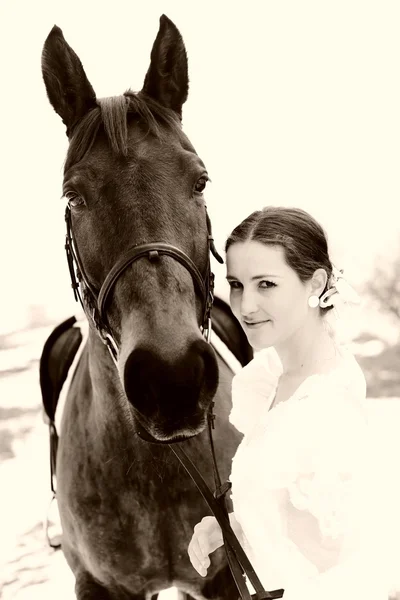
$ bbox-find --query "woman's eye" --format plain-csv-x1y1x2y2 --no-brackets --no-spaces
65,193,84,208
228,281,242,290
194,176,208,194
259,280,277,289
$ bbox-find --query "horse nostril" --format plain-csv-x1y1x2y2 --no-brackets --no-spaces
123,339,219,435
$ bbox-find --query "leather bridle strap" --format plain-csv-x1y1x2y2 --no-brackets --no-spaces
98,243,207,324
169,442,284,599
64,204,219,362
205,413,256,600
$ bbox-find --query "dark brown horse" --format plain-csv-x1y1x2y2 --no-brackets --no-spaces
41,15,251,600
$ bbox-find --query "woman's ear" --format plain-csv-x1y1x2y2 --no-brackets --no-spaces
310,268,328,297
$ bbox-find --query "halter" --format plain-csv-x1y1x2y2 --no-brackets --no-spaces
65,205,223,365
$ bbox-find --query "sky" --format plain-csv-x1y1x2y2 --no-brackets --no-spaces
1,0,400,332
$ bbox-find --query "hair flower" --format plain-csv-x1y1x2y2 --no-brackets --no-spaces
319,267,361,309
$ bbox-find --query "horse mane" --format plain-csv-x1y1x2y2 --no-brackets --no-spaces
65,92,180,171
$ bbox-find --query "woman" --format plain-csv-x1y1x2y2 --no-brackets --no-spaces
188,207,389,599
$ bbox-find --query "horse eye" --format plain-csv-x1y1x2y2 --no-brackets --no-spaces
194,176,208,194
65,193,84,208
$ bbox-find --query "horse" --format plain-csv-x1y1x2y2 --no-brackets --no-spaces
41,14,252,600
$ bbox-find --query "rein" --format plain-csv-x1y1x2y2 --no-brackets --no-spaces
52,204,284,599
170,433,284,600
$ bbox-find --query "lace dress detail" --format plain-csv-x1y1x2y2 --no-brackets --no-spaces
228,346,389,599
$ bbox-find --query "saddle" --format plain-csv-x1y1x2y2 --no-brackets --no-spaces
40,315,83,429
211,296,253,367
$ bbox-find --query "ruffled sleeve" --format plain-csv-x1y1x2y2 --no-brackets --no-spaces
229,348,282,436
286,369,368,543
278,369,390,598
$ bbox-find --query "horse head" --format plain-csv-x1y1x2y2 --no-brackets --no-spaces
42,15,221,442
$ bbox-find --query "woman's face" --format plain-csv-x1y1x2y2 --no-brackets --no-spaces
226,241,312,351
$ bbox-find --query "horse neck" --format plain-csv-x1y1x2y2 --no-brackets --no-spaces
86,328,134,430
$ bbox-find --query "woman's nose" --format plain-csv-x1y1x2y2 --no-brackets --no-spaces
240,289,258,317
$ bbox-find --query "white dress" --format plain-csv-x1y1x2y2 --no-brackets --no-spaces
228,346,390,599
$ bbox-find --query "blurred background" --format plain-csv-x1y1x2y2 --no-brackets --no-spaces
1,0,400,598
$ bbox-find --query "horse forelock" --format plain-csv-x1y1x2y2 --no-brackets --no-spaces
64,92,180,172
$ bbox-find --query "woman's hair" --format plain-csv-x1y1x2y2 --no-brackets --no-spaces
225,206,333,307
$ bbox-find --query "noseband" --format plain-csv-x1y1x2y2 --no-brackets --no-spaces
64,205,223,364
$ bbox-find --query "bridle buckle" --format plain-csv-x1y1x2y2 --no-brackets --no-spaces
98,328,119,366
203,317,212,343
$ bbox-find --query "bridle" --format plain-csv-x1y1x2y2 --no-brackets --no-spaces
65,204,223,366
61,202,284,600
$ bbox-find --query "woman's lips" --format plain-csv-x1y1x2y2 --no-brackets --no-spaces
243,320,270,329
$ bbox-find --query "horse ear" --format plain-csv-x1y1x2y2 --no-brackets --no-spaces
41,25,97,135
142,15,189,117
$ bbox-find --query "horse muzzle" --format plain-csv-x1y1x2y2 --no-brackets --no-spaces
123,338,219,440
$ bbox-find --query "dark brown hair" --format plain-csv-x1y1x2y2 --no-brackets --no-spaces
225,206,333,305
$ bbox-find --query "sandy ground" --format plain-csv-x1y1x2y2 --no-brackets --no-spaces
1,324,400,599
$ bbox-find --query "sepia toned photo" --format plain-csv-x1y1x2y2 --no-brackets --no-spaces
1,1,400,598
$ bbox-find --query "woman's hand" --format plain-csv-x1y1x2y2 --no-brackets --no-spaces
188,516,224,577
